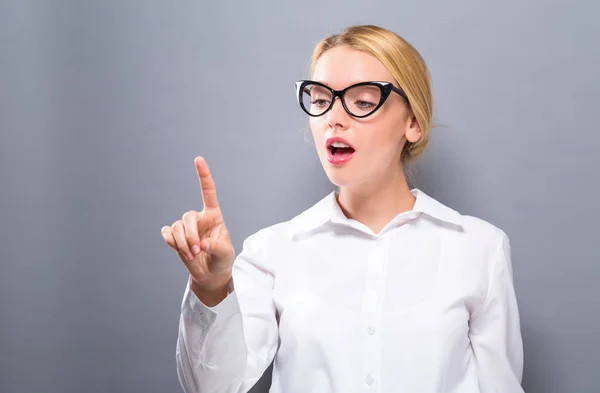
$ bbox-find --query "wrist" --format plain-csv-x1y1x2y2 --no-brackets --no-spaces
190,275,231,307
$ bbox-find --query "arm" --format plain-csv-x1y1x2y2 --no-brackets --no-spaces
469,232,525,393
176,230,279,393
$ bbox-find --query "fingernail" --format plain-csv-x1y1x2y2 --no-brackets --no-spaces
191,245,200,255
187,253,194,261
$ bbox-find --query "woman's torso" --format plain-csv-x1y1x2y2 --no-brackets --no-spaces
266,200,499,393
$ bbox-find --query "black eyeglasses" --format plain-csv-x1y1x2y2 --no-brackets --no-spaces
294,80,409,118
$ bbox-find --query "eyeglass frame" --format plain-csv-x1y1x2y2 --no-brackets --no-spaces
294,80,410,118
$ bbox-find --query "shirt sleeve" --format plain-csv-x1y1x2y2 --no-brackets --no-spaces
176,229,279,393
469,232,525,393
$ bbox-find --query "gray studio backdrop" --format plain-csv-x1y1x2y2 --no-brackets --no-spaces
1,1,598,393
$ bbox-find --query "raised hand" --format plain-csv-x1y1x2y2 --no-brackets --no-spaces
161,157,235,293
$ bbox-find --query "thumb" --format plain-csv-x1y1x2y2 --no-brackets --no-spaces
200,238,233,260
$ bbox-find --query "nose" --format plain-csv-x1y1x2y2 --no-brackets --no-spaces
325,96,350,130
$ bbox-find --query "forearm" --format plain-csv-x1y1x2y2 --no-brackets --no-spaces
177,279,247,393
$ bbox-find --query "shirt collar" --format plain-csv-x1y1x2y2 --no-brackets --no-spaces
290,188,462,236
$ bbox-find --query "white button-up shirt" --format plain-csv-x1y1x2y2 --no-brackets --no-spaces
176,189,524,393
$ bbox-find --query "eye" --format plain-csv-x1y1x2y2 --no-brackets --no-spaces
311,99,331,107
355,100,376,109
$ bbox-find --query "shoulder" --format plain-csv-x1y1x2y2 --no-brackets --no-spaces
417,189,509,252
433,206,515,305
419,189,510,268
239,220,291,248
236,192,327,264
447,213,512,282
458,214,509,246
236,219,297,260
253,192,332,240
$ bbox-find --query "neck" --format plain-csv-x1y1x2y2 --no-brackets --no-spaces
335,168,415,235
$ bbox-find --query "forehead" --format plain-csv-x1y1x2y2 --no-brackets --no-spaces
312,46,394,89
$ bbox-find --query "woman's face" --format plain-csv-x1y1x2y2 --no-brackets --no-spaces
310,46,421,190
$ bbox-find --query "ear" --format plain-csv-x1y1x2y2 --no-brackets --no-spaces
405,113,422,143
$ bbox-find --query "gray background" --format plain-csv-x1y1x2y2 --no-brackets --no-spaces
1,1,598,392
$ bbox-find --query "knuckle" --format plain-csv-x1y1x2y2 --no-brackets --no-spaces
182,210,197,221
171,220,182,233
186,231,197,244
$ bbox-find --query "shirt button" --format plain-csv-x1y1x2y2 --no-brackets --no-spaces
367,326,376,335
366,375,374,385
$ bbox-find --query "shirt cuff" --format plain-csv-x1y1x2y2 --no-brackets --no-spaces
181,276,239,326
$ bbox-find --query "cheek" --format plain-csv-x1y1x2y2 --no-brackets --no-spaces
360,121,399,152
309,118,327,144
377,117,406,149
309,117,325,133
365,136,394,158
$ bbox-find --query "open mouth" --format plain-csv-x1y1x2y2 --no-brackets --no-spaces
329,145,356,156
327,144,356,164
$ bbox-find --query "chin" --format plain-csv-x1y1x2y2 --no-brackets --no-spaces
324,169,356,188
318,154,360,185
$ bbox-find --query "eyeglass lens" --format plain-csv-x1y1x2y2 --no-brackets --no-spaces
301,83,382,117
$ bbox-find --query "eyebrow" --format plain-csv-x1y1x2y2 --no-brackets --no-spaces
313,79,395,89
313,80,370,86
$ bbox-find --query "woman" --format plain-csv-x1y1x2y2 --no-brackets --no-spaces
161,25,524,393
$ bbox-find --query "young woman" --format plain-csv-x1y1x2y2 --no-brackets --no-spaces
161,24,524,393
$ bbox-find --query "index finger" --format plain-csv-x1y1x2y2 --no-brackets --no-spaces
195,156,220,209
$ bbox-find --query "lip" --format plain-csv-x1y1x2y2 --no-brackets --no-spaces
325,136,356,165
325,137,355,150
327,147,355,165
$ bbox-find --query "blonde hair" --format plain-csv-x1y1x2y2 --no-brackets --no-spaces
310,25,433,164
